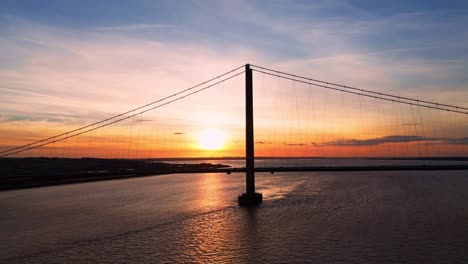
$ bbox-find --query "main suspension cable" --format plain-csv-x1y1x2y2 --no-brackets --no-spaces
251,64,468,111
252,68,468,115
0,65,245,156
1,70,244,157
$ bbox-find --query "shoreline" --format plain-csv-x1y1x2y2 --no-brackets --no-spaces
0,158,230,191
2,157,468,191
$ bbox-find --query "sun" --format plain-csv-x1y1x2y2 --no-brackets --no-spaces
198,128,225,151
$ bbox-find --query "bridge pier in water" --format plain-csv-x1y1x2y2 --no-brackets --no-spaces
238,64,263,206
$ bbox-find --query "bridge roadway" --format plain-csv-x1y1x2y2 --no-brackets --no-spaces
192,164,468,174
3,164,468,191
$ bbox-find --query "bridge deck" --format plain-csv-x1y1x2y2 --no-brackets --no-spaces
237,164,468,173
2,164,467,191
177,164,468,174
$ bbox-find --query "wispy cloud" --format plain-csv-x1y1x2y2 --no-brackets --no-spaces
0,3,467,156
323,135,430,146
256,141,272,144
217,1,468,105
96,24,175,31
0,112,95,124
402,123,422,126
443,137,468,145
0,115,67,123
134,118,153,123
320,135,468,146
285,143,308,146
0,18,256,127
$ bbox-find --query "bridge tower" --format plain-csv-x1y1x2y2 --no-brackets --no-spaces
238,64,263,206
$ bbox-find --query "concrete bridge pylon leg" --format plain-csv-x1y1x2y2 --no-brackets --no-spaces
238,64,263,206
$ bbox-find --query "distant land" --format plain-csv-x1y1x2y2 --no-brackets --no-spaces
0,157,230,191
1,157,467,191
153,156,468,161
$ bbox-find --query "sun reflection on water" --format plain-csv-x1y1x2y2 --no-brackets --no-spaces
198,173,222,209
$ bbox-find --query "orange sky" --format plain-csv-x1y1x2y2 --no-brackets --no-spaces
1,2,468,158
2,72,467,158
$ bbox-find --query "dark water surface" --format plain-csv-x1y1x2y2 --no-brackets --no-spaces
1,171,467,263
162,157,468,168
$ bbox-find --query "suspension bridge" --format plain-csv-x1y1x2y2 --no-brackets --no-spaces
1,64,467,205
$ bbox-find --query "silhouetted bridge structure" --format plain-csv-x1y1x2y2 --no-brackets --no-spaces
1,64,467,205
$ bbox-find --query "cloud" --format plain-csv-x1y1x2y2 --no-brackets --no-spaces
0,18,258,129
173,132,184,135
320,135,468,147
219,1,468,106
323,135,428,146
134,118,153,123
0,9,467,153
443,137,468,145
96,24,175,31
255,141,271,144
285,143,308,146
0,114,72,124
402,123,422,126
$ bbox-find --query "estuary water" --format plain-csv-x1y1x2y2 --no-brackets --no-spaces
1,169,467,263
161,157,468,168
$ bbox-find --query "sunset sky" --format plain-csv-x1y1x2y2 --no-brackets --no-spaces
0,0,467,158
